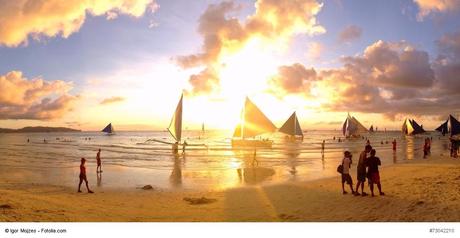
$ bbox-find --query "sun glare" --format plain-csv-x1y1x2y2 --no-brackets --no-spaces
218,38,280,99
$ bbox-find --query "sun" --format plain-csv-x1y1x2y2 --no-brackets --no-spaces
218,37,280,99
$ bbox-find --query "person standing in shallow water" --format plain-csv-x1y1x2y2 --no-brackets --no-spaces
355,145,372,196
366,149,384,197
341,151,355,195
96,149,102,173
321,140,325,154
392,139,397,151
78,158,93,193
172,142,179,154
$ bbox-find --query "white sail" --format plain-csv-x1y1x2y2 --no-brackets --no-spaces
233,97,276,138
168,94,183,142
279,112,303,136
343,113,367,137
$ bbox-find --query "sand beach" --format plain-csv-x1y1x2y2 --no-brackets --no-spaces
1,154,459,222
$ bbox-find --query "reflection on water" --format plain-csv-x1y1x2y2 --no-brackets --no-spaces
0,130,450,190
97,173,102,187
170,154,182,187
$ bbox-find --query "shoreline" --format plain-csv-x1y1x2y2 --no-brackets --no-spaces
1,155,460,222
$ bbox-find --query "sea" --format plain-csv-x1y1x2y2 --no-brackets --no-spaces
0,130,450,191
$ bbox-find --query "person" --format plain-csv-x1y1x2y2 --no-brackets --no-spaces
366,139,371,146
333,136,336,140
355,145,372,196
172,142,179,154
78,158,93,193
27,138,29,143
321,140,325,154
392,139,397,151
427,137,431,155
423,138,429,158
182,140,188,154
341,151,355,195
366,149,384,196
96,149,102,173
338,138,342,142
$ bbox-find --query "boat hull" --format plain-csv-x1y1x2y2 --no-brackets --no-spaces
231,139,273,148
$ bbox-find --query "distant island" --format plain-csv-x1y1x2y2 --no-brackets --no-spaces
0,126,81,133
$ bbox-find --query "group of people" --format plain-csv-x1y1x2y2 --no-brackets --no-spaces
340,145,385,197
77,149,102,193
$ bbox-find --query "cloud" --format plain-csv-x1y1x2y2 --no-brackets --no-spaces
268,63,317,97
176,0,325,95
0,71,77,120
338,25,362,43
267,39,446,118
100,96,126,105
413,0,460,20
0,0,159,47
433,30,460,94
306,41,324,60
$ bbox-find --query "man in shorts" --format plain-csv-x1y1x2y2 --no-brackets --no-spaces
355,145,372,196
341,151,355,195
366,149,384,196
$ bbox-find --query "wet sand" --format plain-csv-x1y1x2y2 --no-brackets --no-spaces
1,155,460,222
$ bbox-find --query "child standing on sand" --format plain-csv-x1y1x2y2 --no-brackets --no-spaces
78,158,93,193
341,151,355,195
366,149,384,196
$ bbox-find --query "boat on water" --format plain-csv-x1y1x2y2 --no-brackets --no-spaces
435,115,460,138
101,123,114,135
402,118,425,136
232,97,276,148
342,113,368,138
369,125,374,132
279,111,303,140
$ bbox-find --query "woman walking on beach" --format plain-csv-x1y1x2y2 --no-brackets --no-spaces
96,149,102,173
341,151,355,195
366,149,384,196
78,158,94,193
355,145,371,196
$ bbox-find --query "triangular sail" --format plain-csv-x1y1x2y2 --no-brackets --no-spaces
168,94,183,142
411,119,425,134
234,97,276,138
279,112,303,136
102,123,114,133
343,114,367,137
449,115,460,137
435,120,449,135
402,118,424,135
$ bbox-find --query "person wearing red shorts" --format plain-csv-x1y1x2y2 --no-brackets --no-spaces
78,158,94,193
366,149,384,197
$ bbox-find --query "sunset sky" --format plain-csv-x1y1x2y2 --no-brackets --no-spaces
1,0,460,131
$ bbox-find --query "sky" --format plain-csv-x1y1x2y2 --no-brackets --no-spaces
0,0,460,131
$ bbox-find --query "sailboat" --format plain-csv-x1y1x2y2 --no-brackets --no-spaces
232,97,277,147
342,113,368,138
167,94,183,144
435,115,460,138
279,112,303,140
101,123,114,135
402,118,425,135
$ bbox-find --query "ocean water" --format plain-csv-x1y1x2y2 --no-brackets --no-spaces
0,130,450,191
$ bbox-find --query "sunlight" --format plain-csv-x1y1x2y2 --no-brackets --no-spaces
218,38,280,100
